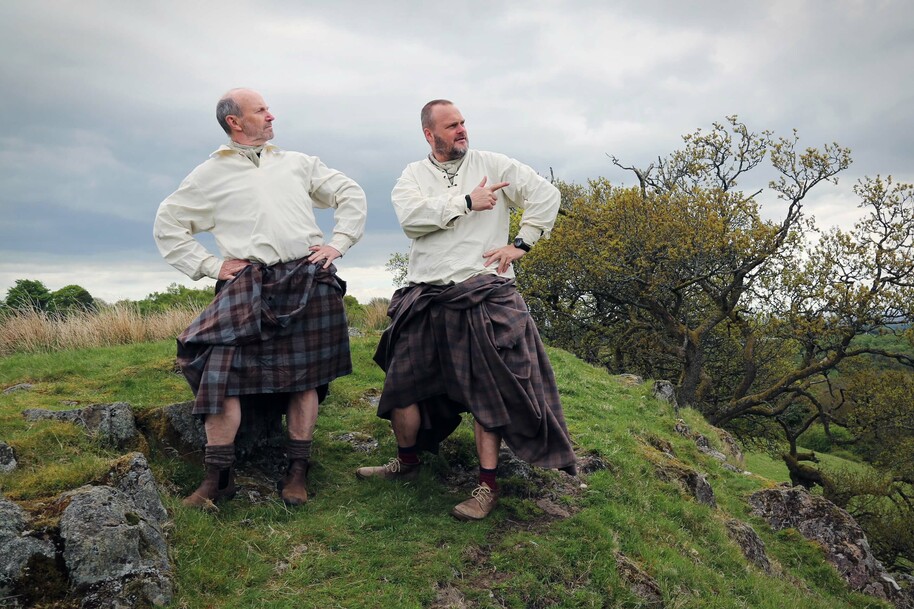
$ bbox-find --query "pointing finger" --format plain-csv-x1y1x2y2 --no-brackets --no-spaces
488,181,510,193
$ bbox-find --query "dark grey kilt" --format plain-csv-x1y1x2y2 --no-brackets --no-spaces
374,274,576,474
177,258,351,416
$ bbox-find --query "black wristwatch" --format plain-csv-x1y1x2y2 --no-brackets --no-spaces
513,237,531,252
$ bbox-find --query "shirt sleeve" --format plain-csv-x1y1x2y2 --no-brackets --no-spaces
390,165,469,239
497,155,560,246
152,177,223,280
307,157,367,255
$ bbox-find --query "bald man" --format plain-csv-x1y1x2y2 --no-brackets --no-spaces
356,100,575,521
154,88,366,509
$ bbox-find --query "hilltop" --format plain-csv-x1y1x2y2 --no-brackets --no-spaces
0,336,901,608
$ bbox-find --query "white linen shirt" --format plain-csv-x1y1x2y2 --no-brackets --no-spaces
154,144,367,280
392,149,559,285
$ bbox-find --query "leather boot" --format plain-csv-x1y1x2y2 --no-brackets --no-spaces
279,459,310,506
182,444,236,509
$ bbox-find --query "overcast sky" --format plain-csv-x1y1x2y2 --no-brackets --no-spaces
1,1,912,303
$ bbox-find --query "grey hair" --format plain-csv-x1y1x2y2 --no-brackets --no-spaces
420,99,453,130
216,94,243,135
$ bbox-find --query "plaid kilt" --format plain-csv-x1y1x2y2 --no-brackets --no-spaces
177,258,351,416
374,274,576,474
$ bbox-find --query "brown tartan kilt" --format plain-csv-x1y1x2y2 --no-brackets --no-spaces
177,258,351,416
374,274,576,474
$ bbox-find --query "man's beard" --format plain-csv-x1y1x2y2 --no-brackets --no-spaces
434,134,468,161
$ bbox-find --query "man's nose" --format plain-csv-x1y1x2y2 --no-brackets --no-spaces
266,113,275,122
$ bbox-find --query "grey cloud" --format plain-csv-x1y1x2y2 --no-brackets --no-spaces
1,0,913,302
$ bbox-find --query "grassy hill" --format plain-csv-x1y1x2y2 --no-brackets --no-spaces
0,336,892,608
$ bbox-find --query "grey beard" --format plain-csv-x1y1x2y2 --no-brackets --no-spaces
434,135,468,161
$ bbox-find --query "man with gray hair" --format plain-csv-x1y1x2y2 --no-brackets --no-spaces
154,88,366,509
356,99,575,520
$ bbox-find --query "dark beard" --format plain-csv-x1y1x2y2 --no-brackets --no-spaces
434,134,468,161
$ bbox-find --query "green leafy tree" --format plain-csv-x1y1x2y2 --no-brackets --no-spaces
344,294,366,328
386,252,409,288
137,283,216,314
49,284,96,315
4,279,52,312
518,117,914,485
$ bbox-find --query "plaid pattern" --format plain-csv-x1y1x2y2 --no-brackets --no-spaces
177,258,351,416
374,274,576,474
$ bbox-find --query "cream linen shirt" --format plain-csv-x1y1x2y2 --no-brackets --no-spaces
154,143,367,280
392,149,559,285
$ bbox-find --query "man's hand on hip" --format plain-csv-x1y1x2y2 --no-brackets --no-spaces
218,259,251,280
308,245,342,269
483,244,527,275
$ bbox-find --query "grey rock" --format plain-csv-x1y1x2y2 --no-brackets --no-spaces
23,402,138,448
59,485,172,604
654,460,716,508
0,496,56,598
2,383,32,394
725,519,772,574
0,442,17,473
361,391,381,410
652,380,678,409
157,401,207,451
749,486,900,602
693,434,729,462
98,453,168,524
331,431,379,453
615,552,664,608
22,407,80,424
683,470,716,508
139,400,282,463
617,373,644,386
715,428,745,464
673,419,743,471
577,452,610,474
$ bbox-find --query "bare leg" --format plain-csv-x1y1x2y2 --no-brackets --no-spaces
286,389,319,440
391,403,420,447
451,419,502,520
355,403,421,480
185,396,240,507
474,419,501,469
281,389,319,505
204,396,242,445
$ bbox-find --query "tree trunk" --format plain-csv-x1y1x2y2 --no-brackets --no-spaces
678,338,704,405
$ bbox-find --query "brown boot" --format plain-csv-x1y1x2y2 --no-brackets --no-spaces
355,458,420,481
279,459,310,505
182,444,237,509
451,483,498,521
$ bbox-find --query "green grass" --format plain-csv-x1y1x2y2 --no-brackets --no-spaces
0,337,893,609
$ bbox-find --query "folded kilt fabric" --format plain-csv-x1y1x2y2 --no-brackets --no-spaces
374,274,576,474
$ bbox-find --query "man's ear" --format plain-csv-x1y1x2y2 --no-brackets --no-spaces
423,127,433,145
227,115,243,132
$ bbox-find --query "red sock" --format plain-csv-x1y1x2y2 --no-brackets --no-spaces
479,467,498,491
397,444,420,465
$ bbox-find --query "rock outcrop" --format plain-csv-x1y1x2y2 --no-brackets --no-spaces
0,497,57,602
0,441,17,473
23,402,138,449
651,380,678,409
749,485,902,603
725,518,772,574
1,453,173,608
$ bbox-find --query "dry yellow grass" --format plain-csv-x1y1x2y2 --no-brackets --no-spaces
363,297,390,331
0,305,199,355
